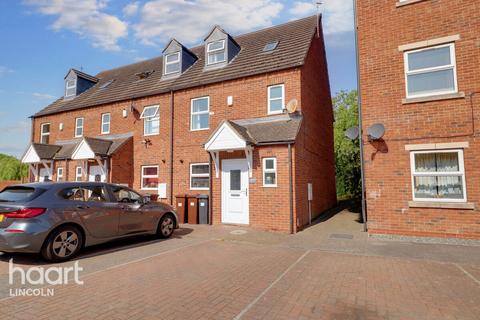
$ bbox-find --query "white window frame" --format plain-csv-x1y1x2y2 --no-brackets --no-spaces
57,167,64,182
40,123,50,144
141,165,159,190
207,40,226,65
267,84,285,115
140,105,160,136
75,166,82,182
263,157,277,187
65,79,76,97
75,117,84,138
101,113,110,135
190,163,210,190
410,149,467,203
190,96,210,131
404,43,458,99
164,52,181,75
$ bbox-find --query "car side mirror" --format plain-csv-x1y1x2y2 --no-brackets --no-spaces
142,196,151,205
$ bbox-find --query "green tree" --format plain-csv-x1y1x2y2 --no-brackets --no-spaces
333,90,361,198
0,153,28,181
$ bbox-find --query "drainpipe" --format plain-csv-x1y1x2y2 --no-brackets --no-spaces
209,153,213,225
169,90,175,205
354,0,368,231
288,143,294,234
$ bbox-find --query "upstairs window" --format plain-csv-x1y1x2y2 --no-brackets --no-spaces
268,84,285,114
404,43,457,99
164,52,181,75
40,123,50,144
190,163,210,190
75,117,84,137
65,79,76,97
191,97,210,131
410,150,466,202
101,113,110,134
141,105,160,136
207,40,226,65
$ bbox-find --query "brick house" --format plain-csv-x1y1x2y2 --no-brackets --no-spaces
356,0,480,240
21,16,336,233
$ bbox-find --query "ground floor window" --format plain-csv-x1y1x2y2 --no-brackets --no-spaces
410,149,466,202
57,167,64,182
190,163,210,190
75,167,82,182
141,166,159,190
263,157,277,187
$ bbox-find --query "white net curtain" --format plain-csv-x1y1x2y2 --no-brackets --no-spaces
413,152,463,199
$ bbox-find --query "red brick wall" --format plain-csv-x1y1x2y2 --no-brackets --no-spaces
357,0,480,239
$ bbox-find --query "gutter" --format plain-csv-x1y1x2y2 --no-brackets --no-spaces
354,0,368,231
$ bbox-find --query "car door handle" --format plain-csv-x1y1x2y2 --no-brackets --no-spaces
76,205,90,210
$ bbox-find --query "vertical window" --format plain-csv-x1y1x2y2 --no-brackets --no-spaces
57,167,64,182
101,113,110,134
263,158,277,187
140,105,160,136
207,40,226,65
404,43,457,98
410,150,466,202
164,52,181,75
268,84,285,114
141,166,159,190
191,97,210,131
40,123,50,144
190,163,210,190
75,117,84,137
65,79,76,97
75,166,83,182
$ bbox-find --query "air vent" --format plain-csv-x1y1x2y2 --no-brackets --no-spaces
263,41,279,52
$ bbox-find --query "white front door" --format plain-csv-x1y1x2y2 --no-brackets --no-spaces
89,166,106,182
221,159,249,225
39,168,51,182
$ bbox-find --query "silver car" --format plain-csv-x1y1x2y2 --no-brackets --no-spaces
0,182,178,262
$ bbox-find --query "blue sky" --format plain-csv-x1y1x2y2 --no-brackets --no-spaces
0,0,356,158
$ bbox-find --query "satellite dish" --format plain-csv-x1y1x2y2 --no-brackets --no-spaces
286,99,298,113
345,127,359,140
367,123,385,140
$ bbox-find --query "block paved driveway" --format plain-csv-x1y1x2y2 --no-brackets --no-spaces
0,207,479,320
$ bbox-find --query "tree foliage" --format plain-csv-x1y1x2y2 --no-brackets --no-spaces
333,90,361,198
0,153,28,181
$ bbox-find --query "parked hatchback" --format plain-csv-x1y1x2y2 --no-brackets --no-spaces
0,182,178,262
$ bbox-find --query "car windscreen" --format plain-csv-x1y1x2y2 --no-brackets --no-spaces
0,187,42,203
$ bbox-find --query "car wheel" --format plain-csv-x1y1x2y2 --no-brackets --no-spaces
41,226,83,262
157,214,175,238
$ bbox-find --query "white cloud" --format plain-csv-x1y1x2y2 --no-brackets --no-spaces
133,0,283,46
0,66,14,76
288,0,354,35
32,92,56,100
24,0,128,51
123,1,139,16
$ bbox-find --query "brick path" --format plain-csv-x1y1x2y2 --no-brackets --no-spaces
0,209,479,319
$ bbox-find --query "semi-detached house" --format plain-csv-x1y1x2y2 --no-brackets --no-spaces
22,16,337,233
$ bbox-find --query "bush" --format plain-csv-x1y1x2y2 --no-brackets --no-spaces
0,153,28,181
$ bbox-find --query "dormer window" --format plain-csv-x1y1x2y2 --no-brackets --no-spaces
207,40,226,65
164,52,181,75
65,79,76,97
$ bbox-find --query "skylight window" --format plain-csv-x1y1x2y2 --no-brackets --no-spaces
99,79,115,89
164,52,181,75
263,41,279,52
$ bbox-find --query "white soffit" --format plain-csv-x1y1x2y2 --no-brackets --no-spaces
22,145,40,163
72,139,95,160
205,122,246,151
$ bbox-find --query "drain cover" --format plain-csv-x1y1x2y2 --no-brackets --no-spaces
329,233,354,240
230,230,248,235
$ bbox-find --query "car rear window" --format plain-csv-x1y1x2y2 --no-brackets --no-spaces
0,187,39,203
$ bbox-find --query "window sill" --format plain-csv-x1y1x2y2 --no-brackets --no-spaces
408,201,475,210
402,92,465,104
396,0,429,7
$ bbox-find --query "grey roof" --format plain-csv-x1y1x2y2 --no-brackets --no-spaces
34,16,319,118
84,137,112,156
69,68,99,83
30,143,62,160
210,113,303,146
